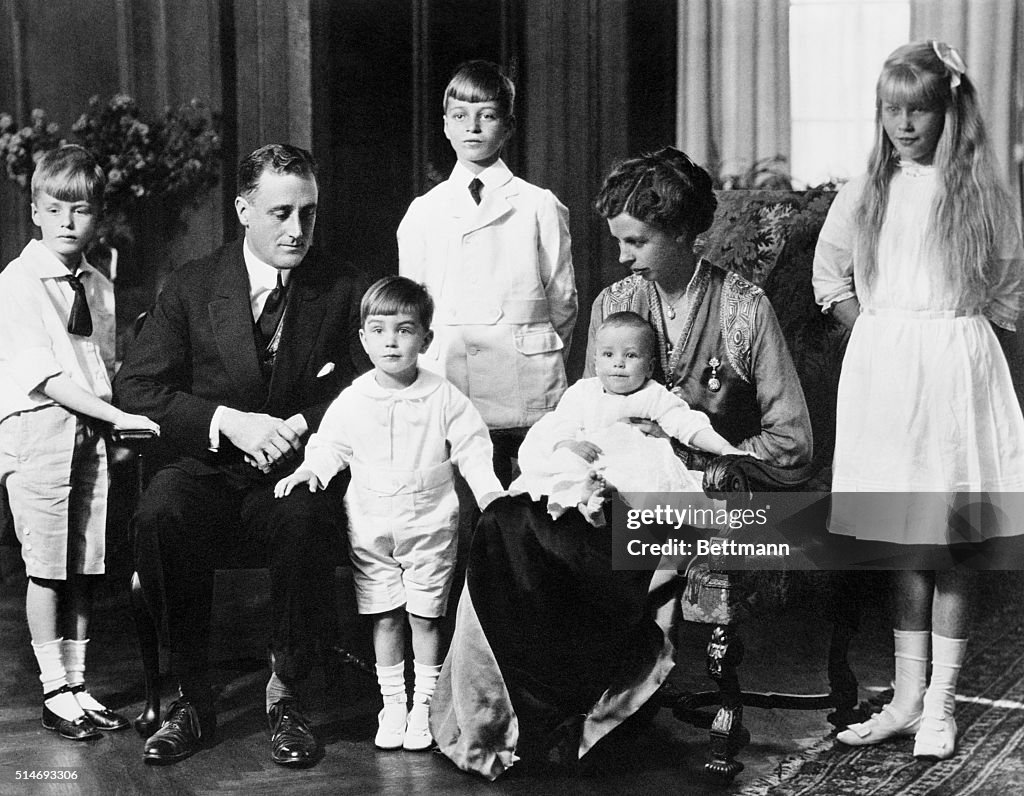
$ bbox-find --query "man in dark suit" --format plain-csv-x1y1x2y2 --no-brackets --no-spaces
115,144,369,766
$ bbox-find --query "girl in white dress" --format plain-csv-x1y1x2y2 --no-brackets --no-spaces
814,41,1024,761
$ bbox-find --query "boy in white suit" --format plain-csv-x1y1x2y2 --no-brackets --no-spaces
275,276,503,753
398,60,577,483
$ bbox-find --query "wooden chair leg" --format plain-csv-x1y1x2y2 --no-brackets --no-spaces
704,624,749,782
825,572,868,727
130,570,161,737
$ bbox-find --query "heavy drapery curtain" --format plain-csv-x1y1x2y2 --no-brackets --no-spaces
911,0,1024,216
676,0,790,180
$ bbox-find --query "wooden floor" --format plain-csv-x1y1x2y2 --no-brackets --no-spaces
3,541,1019,796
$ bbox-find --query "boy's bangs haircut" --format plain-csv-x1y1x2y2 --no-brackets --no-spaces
877,65,946,112
31,145,106,205
598,311,657,361
444,61,515,117
361,275,435,329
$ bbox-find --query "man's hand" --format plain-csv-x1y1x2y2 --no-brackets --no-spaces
220,408,303,470
554,439,603,463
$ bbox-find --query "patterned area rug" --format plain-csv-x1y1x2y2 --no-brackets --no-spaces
738,572,1024,796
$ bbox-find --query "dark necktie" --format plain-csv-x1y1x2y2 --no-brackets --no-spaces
63,272,93,337
257,272,287,345
469,178,483,205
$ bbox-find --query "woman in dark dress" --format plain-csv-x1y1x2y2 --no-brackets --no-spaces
430,147,812,780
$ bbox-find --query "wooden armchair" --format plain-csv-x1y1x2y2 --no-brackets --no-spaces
122,429,371,737
116,312,371,738
663,188,868,781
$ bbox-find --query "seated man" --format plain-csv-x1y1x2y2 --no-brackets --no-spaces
114,144,369,766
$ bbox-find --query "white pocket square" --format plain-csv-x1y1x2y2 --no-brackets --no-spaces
316,362,335,378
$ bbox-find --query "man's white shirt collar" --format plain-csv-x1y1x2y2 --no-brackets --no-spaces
243,238,289,319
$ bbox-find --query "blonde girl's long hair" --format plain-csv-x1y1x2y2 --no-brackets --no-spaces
856,41,1013,301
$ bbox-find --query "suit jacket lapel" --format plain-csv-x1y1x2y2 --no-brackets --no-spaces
208,245,265,403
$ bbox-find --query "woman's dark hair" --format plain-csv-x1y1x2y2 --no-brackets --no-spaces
594,146,716,241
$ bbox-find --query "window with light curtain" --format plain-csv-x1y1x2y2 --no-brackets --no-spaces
789,0,910,187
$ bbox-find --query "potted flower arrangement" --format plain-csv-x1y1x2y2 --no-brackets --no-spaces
0,94,222,282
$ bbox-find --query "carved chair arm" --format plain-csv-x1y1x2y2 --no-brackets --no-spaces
702,453,821,498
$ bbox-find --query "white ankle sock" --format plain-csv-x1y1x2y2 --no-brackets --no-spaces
61,638,109,711
376,661,406,705
32,638,68,695
890,629,929,717
33,638,83,722
62,638,88,688
923,633,967,720
412,661,442,706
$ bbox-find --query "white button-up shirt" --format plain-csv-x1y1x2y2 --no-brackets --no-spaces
0,239,116,423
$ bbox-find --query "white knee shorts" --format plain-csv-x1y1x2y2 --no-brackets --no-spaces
0,405,107,580
344,462,460,618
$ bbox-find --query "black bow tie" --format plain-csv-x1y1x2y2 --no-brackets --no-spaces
63,272,93,337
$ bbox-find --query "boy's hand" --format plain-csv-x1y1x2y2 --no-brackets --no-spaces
274,469,321,498
554,439,602,463
113,411,160,436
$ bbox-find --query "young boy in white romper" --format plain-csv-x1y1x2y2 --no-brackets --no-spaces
275,276,503,752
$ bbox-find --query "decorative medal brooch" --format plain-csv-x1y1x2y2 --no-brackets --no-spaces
707,357,721,393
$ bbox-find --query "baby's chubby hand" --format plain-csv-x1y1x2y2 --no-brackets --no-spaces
554,439,603,463
274,468,321,498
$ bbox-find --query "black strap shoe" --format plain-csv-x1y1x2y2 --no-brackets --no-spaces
41,686,101,741
143,698,216,765
68,684,130,731
268,699,320,767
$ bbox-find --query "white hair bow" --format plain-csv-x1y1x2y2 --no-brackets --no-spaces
932,40,966,89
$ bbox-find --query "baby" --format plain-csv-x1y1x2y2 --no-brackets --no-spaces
512,312,746,523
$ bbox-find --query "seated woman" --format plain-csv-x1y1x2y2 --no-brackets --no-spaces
430,147,812,780
512,311,746,525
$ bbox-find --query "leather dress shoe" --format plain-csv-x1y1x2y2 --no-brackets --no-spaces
41,687,101,741
268,699,319,767
143,699,215,765
69,684,130,731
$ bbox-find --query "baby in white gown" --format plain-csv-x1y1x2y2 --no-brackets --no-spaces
511,312,747,524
